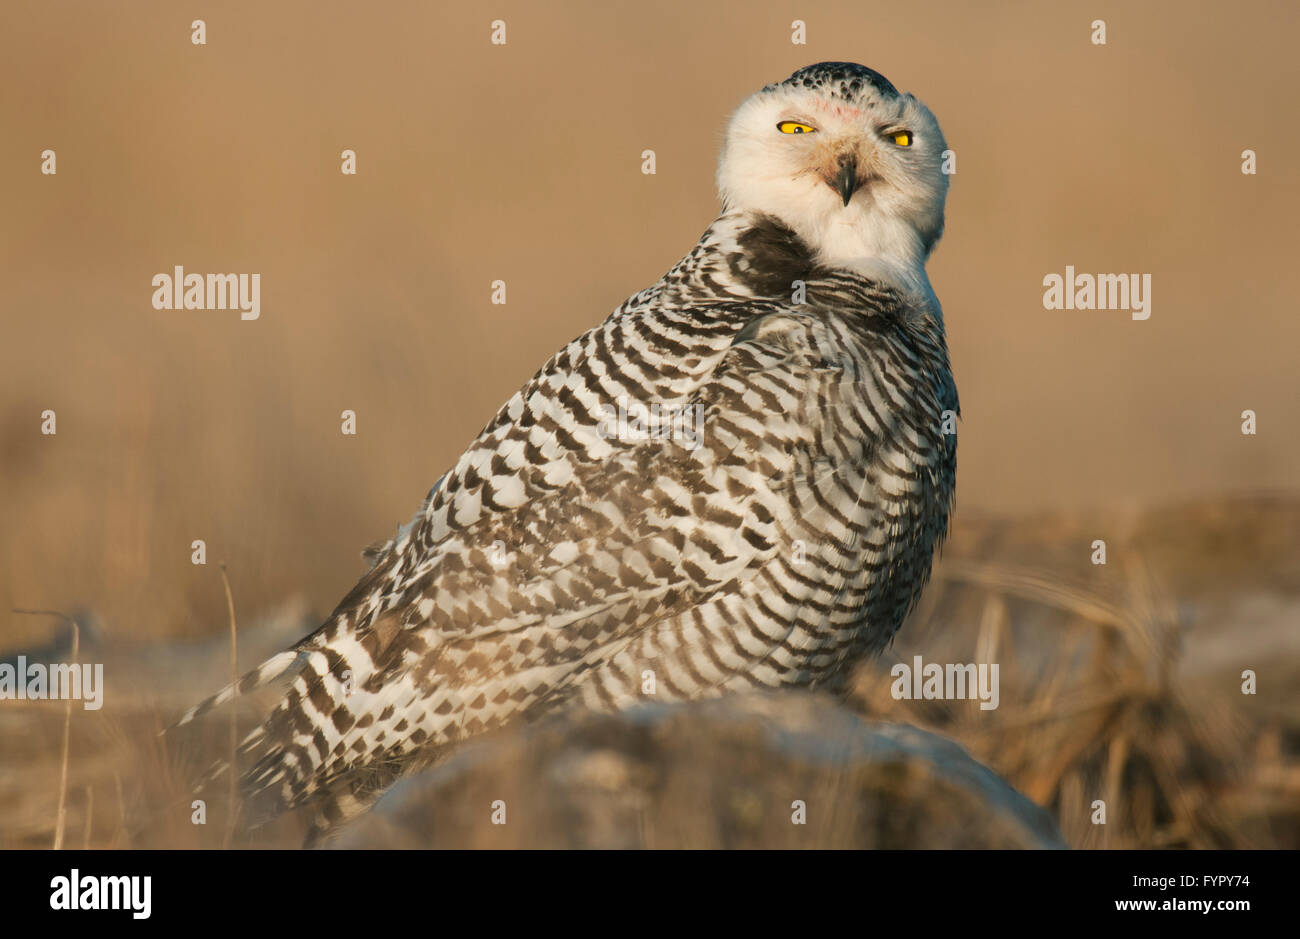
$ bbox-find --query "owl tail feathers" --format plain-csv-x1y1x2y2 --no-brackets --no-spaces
164,648,308,830
165,649,307,733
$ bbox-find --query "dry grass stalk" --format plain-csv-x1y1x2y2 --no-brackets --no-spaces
219,563,239,849
53,618,79,849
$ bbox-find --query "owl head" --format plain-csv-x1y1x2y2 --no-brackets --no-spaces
717,63,949,289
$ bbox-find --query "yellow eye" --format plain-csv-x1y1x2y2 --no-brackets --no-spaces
891,131,913,147
777,121,816,135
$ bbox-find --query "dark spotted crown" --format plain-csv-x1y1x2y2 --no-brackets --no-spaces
768,62,899,100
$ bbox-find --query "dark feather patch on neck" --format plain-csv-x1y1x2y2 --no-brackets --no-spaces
727,214,821,297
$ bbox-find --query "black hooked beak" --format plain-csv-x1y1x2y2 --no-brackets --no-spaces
835,157,858,207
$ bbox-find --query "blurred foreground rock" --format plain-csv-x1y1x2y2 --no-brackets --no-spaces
336,694,1066,849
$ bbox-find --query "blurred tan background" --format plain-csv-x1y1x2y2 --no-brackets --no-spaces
2,0,1297,640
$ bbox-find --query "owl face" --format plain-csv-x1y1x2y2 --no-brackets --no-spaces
717,64,949,275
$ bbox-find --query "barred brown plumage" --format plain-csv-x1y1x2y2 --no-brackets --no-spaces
173,61,959,845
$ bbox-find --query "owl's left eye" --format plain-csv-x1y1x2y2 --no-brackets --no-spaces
777,121,817,135
890,131,913,147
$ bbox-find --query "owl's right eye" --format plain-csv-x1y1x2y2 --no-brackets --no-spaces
777,121,817,135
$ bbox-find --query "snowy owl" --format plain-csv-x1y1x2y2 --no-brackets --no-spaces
175,62,959,845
